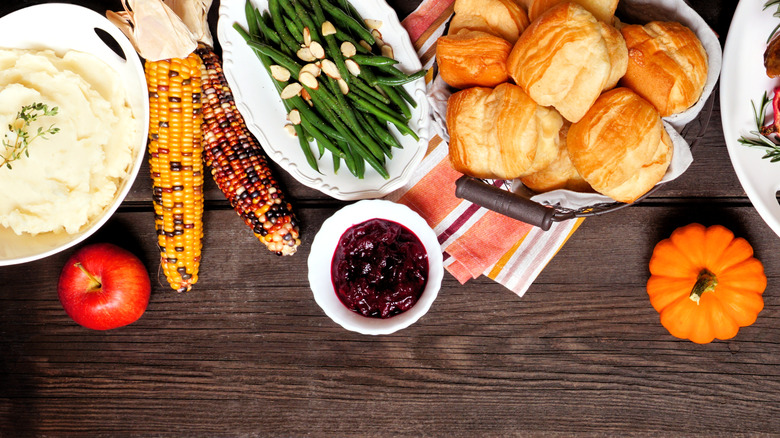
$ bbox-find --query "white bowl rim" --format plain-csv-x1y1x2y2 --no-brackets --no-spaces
307,199,444,335
0,3,148,266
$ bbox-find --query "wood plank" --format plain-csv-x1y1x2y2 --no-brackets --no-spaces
2,205,780,435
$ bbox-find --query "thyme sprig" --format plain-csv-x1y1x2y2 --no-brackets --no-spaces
1,102,60,170
738,91,780,162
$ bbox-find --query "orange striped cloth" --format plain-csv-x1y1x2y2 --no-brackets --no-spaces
385,0,585,296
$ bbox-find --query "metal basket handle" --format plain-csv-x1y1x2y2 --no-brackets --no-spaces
455,176,556,231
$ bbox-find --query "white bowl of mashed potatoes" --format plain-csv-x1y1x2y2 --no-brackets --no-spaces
0,4,148,265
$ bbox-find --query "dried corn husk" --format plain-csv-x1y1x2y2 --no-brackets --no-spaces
163,0,214,47
107,0,198,61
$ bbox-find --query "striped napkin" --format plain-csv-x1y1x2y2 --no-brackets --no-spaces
384,0,584,297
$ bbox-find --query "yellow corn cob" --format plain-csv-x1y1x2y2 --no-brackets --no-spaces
197,46,301,255
146,53,205,292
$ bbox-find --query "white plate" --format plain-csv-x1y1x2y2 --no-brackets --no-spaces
307,200,443,335
0,3,148,265
721,1,780,238
217,0,430,200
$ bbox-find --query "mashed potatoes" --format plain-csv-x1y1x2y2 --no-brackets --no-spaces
0,49,139,235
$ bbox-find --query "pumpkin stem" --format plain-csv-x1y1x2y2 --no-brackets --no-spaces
689,269,718,305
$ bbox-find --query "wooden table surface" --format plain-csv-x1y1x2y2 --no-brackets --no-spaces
1,0,771,436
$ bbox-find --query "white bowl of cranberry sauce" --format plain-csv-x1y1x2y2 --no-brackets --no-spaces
308,199,443,335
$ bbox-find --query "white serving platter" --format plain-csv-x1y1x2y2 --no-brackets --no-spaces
217,0,431,201
0,3,148,266
721,0,780,238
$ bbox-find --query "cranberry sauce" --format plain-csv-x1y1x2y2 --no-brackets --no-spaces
331,218,429,319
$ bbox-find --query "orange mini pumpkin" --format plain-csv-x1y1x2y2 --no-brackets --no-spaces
647,223,767,344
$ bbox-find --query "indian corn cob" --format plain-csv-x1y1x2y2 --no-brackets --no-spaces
146,53,205,292
197,45,301,256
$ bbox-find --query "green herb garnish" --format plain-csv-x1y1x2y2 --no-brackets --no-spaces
738,91,780,162
1,102,60,170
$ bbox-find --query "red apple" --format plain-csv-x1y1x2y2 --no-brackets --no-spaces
57,243,151,330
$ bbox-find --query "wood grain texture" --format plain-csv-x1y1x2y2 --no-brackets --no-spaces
1,0,777,436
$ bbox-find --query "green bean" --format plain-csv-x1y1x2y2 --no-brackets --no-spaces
246,41,302,76
291,124,318,172
366,114,403,149
357,112,392,158
378,83,411,120
347,86,406,122
258,11,281,46
376,63,408,78
306,84,389,178
353,99,419,141
395,84,417,108
310,0,352,84
299,115,344,159
375,69,427,86
332,153,340,173
337,0,365,25
320,0,375,45
245,1,260,36
298,103,345,142
349,76,391,104
352,54,398,67
323,77,385,161
268,0,300,53
283,16,304,42
291,0,323,43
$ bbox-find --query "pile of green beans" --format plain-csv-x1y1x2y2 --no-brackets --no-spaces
235,0,425,179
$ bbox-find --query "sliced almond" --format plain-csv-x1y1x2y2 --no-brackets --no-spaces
280,82,303,99
303,27,312,46
309,41,326,59
381,44,394,59
270,65,291,82
364,19,383,30
288,109,302,125
341,41,357,58
300,63,322,78
321,21,337,36
338,78,349,95
371,29,384,46
299,71,319,90
359,40,372,52
320,59,342,80
284,124,297,137
297,47,316,62
301,88,312,102
345,59,361,76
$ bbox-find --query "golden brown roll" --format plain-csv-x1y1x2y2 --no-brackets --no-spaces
447,83,563,180
567,88,673,203
506,2,628,123
436,29,513,89
448,0,530,43
528,0,618,24
520,123,593,193
619,21,708,117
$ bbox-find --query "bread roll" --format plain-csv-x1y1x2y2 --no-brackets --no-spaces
447,83,563,180
567,88,673,203
528,0,618,24
520,123,593,193
619,21,708,117
436,30,512,89
448,0,530,43
507,2,627,123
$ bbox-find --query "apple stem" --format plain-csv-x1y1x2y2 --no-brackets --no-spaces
75,262,102,291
